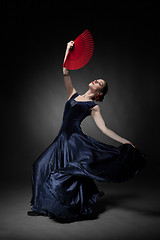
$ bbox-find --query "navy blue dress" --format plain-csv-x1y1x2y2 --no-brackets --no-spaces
30,92,147,219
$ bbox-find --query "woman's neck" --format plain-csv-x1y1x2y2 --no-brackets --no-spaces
81,90,94,100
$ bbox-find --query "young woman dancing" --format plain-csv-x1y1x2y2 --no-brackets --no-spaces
28,41,146,221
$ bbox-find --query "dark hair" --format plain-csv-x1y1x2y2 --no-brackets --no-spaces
93,80,108,102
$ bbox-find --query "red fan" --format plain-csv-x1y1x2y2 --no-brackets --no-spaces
63,29,94,70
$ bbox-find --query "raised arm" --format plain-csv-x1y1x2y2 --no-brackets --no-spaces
63,41,76,99
91,105,136,148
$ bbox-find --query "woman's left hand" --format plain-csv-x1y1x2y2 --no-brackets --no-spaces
123,140,136,148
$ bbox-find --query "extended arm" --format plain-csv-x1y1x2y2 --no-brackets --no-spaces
63,41,76,99
91,105,136,147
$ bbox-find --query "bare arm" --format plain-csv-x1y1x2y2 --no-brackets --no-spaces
91,105,136,148
63,41,76,99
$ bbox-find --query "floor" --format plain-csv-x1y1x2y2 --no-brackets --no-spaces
1,173,160,240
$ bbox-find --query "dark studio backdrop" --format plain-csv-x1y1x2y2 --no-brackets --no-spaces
1,0,160,185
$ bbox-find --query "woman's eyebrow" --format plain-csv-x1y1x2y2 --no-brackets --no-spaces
100,81,103,87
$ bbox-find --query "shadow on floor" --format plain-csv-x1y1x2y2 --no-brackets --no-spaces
49,194,108,224
49,193,133,224
104,192,160,218
50,192,160,224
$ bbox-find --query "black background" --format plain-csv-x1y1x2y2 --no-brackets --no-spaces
1,0,159,182
1,1,160,239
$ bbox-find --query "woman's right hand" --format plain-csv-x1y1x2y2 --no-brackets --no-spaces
67,41,74,50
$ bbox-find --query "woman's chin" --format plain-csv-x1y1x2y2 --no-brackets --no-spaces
89,83,94,89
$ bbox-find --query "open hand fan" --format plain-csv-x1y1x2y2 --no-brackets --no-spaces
63,29,94,70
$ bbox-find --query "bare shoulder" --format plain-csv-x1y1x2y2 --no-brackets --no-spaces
91,104,100,112
68,88,77,100
91,104,101,116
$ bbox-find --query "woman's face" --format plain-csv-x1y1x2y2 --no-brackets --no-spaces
89,79,106,94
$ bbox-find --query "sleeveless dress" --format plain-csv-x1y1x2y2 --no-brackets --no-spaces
30,92,147,219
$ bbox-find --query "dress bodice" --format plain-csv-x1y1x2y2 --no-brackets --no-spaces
58,93,97,138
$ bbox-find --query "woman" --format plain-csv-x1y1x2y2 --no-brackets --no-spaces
28,41,147,221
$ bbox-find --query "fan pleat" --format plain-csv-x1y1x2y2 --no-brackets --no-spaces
63,29,94,70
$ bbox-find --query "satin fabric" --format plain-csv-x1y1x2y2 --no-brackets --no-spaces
30,92,147,219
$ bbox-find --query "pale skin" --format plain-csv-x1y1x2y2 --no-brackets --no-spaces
63,41,136,148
